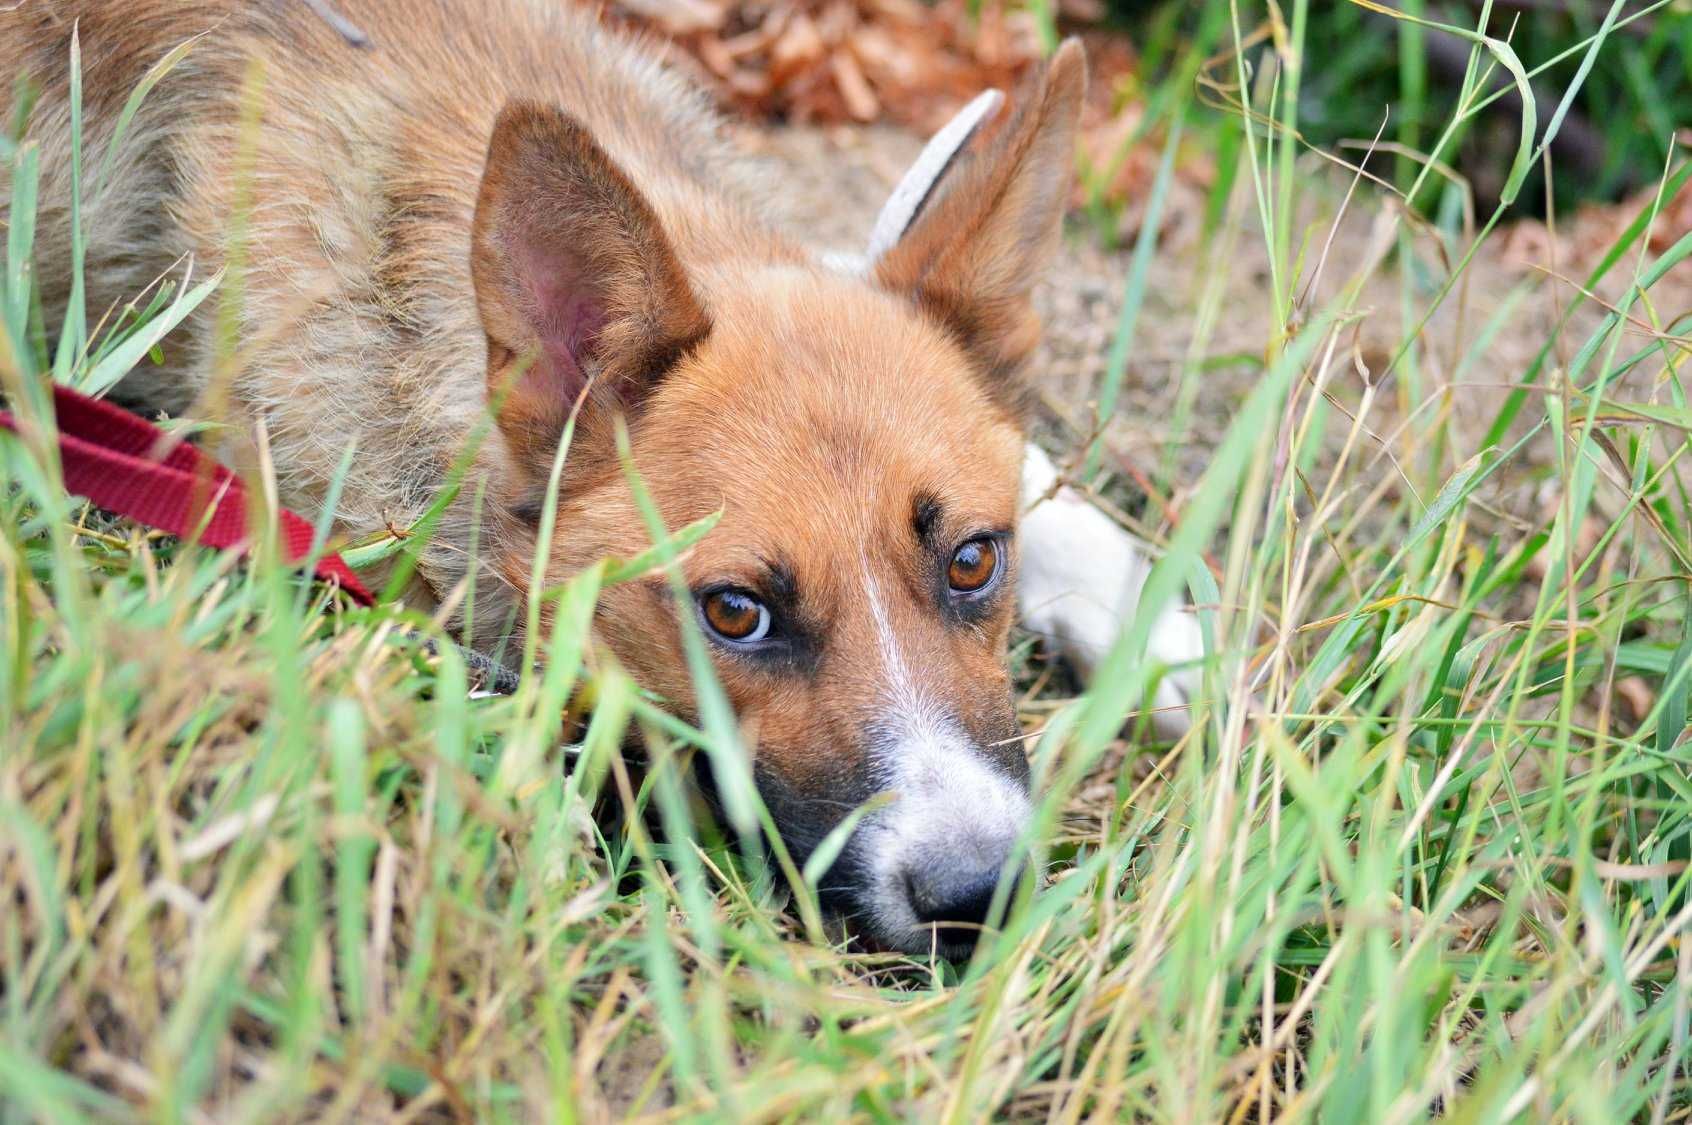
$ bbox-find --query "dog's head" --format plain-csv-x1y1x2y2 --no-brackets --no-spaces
469,44,1086,956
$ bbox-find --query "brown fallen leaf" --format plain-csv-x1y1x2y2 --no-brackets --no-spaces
1614,675,1655,726
616,0,726,36
579,0,1187,211
770,12,826,86
832,46,880,122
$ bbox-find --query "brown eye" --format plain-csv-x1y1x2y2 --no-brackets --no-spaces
700,588,772,643
947,537,1000,595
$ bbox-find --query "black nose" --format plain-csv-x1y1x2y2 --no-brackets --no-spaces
906,863,1023,949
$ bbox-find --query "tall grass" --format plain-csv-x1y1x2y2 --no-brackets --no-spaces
1118,0,1692,214
4,3,1692,1120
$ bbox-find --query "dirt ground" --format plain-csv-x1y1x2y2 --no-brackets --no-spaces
750,120,1692,548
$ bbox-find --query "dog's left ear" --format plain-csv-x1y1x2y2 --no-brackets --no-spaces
872,40,1086,389
471,101,711,473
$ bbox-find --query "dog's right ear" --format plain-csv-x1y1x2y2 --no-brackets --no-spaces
472,101,710,473
871,41,1085,396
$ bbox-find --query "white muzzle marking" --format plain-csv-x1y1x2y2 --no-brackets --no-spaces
856,562,1030,943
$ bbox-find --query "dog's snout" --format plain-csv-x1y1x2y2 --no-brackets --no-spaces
819,706,1035,955
908,865,998,925
905,859,1024,948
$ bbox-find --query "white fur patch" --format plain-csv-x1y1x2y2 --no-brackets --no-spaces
857,560,1031,941
864,89,1004,263
817,249,869,277
1016,445,1205,737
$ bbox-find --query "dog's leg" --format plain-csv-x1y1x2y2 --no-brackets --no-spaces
1018,444,1204,736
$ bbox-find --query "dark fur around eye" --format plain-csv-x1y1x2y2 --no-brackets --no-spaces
693,564,821,674
912,493,942,543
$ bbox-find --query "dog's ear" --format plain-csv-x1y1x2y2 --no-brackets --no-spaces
472,101,710,470
872,40,1085,389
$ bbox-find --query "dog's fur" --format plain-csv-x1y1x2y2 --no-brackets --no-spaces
4,0,1201,954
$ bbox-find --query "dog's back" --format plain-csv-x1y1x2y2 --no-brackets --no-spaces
6,0,782,311
5,0,802,609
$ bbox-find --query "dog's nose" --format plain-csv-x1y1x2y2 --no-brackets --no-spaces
906,862,1023,948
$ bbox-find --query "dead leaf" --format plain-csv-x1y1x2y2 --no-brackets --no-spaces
616,0,725,36
832,47,879,122
771,12,826,86
1615,676,1655,725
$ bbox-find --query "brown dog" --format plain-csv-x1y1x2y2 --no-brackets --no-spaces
4,0,1202,954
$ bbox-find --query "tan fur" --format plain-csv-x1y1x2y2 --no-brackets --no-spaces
3,1,1085,922
556,272,1028,791
873,40,1086,399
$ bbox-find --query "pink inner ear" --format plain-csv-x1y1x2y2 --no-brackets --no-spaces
519,246,609,405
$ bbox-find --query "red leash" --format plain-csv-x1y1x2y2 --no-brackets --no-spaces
1,382,374,605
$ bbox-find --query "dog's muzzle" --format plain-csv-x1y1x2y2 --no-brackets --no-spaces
850,716,1033,956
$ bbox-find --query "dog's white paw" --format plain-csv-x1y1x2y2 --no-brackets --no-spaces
1017,444,1205,737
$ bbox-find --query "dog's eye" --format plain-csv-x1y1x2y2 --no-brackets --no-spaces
700,588,772,644
947,537,1000,595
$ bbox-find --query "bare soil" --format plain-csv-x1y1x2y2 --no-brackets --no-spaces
751,120,1692,547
